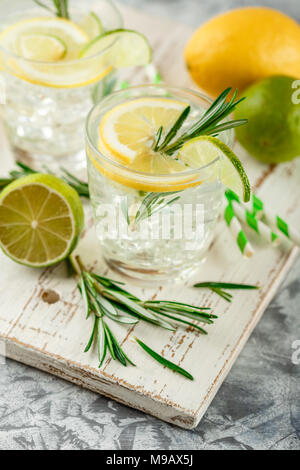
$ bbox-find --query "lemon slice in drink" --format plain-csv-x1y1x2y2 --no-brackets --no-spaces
79,12,104,39
88,97,203,192
80,29,152,67
99,98,187,164
19,33,67,61
0,174,84,267
179,136,251,202
0,17,88,58
0,17,113,88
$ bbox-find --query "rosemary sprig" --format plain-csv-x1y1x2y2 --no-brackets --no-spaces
33,0,70,19
194,282,259,303
132,191,181,226
135,338,194,381
154,106,191,152
70,255,216,368
152,126,163,152
0,162,90,199
156,88,247,156
60,169,90,198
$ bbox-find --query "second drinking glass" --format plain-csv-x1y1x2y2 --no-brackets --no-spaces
0,0,122,171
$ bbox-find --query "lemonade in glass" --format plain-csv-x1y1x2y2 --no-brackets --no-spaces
85,85,242,282
0,0,124,171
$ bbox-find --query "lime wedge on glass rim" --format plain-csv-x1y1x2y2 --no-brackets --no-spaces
79,11,104,39
179,136,251,202
80,29,152,67
0,174,84,267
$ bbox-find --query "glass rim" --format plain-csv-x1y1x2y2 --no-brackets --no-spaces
0,0,123,65
85,84,234,180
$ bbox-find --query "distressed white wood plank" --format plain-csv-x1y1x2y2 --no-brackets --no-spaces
0,6,299,429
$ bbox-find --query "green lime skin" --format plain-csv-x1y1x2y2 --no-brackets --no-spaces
0,174,85,267
234,75,300,164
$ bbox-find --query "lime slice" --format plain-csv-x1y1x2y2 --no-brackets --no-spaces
0,174,84,267
79,12,104,39
179,136,251,202
80,29,152,67
19,33,67,61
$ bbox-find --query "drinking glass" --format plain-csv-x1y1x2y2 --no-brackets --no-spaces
86,85,234,282
0,0,122,172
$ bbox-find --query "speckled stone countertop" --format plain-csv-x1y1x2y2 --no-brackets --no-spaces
0,0,300,451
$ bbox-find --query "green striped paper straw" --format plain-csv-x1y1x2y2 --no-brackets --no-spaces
251,194,300,246
224,204,254,258
231,200,280,247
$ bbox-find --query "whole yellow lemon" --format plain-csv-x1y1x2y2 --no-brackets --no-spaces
185,7,300,97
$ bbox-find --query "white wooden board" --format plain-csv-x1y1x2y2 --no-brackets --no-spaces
0,5,299,429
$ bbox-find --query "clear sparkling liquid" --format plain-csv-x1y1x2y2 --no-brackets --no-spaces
1,73,114,171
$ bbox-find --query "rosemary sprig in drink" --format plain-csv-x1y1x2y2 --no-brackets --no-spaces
153,88,247,155
33,0,70,19
194,282,259,303
132,191,181,226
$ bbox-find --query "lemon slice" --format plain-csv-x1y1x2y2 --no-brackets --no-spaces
179,136,251,202
99,97,187,164
80,29,152,67
89,139,197,193
0,174,84,267
0,17,113,88
79,12,104,39
19,33,67,61
0,17,88,58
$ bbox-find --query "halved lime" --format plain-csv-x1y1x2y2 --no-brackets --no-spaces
80,29,152,67
79,12,104,39
179,136,251,202
0,174,84,267
19,33,67,61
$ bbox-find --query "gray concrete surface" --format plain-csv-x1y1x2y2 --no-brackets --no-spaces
0,0,299,450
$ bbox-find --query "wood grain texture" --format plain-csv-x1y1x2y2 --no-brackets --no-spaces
0,5,299,429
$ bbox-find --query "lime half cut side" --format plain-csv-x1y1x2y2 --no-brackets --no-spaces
0,174,84,267
80,29,152,67
179,136,251,202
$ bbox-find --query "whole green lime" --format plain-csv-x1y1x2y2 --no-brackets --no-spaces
234,75,300,163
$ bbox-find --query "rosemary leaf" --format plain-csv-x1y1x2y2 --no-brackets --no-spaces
144,300,211,311
211,288,233,303
106,323,135,367
84,315,98,353
79,274,90,318
33,0,56,15
97,295,119,317
160,88,248,155
97,317,107,367
153,126,163,151
135,338,194,381
105,289,175,331
155,310,208,335
104,322,116,360
134,191,181,225
0,178,14,188
194,282,259,290
157,106,191,151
